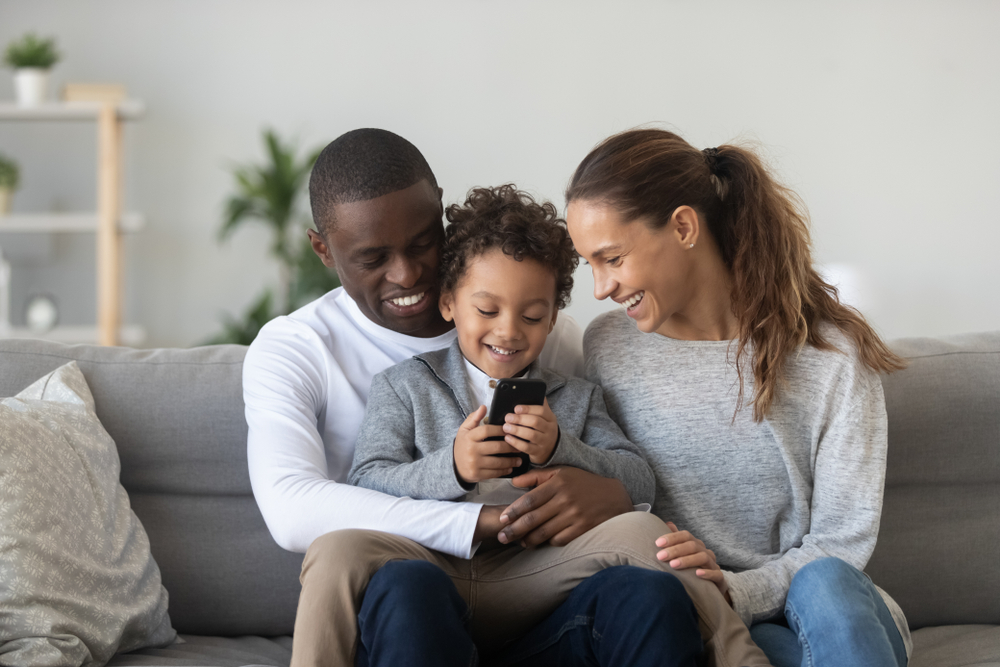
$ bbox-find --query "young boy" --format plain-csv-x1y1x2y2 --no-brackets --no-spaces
348,185,772,666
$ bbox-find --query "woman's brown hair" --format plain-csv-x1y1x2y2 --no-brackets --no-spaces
566,128,906,421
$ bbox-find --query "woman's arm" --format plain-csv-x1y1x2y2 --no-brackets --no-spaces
658,378,889,626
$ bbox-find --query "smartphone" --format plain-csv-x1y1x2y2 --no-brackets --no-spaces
486,378,547,478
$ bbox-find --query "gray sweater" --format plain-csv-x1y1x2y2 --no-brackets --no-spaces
585,310,911,653
349,339,655,506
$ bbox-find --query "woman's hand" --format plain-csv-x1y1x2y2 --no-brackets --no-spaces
454,405,522,484
656,521,732,604
503,399,559,464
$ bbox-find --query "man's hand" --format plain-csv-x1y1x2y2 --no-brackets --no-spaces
454,405,522,484
503,398,559,464
472,504,508,551
497,467,632,547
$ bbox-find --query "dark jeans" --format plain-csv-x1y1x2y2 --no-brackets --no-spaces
356,562,702,667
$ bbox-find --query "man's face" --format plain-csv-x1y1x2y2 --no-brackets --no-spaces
309,179,453,337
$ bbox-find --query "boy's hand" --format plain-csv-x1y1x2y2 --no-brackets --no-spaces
503,398,559,464
454,405,522,484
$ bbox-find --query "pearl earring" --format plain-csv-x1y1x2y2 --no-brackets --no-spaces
688,243,695,249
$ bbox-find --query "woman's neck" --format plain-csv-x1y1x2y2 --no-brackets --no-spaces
656,253,739,342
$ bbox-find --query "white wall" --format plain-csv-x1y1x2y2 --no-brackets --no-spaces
1,0,997,346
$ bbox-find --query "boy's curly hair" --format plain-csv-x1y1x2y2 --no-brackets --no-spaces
442,185,578,309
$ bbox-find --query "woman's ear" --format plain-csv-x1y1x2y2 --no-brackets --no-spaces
671,206,701,250
439,291,455,322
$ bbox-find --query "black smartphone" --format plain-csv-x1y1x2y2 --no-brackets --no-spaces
486,378,547,478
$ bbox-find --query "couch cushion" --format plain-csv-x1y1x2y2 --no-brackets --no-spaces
0,341,303,637
867,332,1000,629
107,634,291,667
0,362,176,666
909,625,1000,667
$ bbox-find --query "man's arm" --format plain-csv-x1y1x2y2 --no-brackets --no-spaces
244,318,482,557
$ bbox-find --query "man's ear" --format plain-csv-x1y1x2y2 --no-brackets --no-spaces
439,291,455,322
308,228,336,269
671,206,701,250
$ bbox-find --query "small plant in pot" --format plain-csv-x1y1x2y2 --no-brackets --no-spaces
4,33,60,107
0,153,19,215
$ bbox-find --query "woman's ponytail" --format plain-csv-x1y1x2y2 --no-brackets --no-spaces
568,129,906,422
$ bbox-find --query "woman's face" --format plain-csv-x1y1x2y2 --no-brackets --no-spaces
567,199,695,336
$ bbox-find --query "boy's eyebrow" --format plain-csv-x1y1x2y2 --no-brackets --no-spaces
471,291,551,307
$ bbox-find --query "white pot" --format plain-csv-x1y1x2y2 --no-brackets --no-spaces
14,68,50,107
0,187,11,215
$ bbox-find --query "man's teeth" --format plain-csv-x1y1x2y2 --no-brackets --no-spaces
390,292,424,307
622,292,644,309
490,345,516,356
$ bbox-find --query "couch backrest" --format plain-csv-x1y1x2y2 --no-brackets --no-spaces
2,332,998,633
866,331,1000,629
0,340,302,636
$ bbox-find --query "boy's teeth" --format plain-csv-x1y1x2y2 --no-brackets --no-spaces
390,292,424,307
490,345,516,356
623,291,644,309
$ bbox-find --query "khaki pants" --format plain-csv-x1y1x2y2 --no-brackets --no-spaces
291,512,770,667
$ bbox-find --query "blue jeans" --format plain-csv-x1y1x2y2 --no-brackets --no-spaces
356,563,702,667
749,558,908,667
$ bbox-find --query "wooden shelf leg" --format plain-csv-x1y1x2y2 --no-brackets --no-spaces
96,104,121,346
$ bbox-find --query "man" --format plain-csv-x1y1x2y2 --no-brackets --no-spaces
244,129,702,667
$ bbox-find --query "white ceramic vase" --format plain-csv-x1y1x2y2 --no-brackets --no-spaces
14,68,50,107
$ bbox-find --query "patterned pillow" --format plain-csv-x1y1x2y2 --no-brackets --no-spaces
0,361,175,667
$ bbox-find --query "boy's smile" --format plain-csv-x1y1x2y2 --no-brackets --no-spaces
439,249,557,379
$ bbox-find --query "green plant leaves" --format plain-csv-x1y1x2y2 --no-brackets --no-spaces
4,33,60,69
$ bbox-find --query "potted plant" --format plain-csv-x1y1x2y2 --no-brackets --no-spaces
206,129,340,345
0,153,19,215
4,33,60,107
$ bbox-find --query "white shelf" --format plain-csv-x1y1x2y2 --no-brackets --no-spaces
0,213,145,233
1,324,146,346
0,100,145,121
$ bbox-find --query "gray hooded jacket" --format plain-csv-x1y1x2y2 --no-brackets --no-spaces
349,339,655,505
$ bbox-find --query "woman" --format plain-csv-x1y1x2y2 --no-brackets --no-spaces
564,128,911,667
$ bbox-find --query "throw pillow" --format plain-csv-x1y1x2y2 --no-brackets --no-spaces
0,361,175,667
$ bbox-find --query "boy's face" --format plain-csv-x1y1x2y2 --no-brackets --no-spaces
309,179,453,338
439,248,558,378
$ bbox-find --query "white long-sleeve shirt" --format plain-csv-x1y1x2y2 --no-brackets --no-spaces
244,287,584,558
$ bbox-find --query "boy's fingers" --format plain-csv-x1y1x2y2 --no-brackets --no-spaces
505,414,545,431
461,405,488,430
470,424,506,441
479,454,521,469
503,424,539,443
478,439,520,455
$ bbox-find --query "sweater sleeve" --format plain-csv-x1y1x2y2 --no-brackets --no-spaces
723,377,889,626
542,384,656,506
244,320,481,558
349,372,470,500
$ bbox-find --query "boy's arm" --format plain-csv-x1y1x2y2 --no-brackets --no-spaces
539,384,655,506
349,372,471,501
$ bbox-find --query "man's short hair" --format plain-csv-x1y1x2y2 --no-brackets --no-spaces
309,128,438,235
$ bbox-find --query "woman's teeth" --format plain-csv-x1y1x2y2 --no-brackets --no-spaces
622,292,644,309
489,345,516,356
390,292,424,307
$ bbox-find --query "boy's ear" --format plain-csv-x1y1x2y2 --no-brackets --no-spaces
548,309,558,333
439,291,455,322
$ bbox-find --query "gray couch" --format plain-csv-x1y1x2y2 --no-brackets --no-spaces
0,332,997,667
